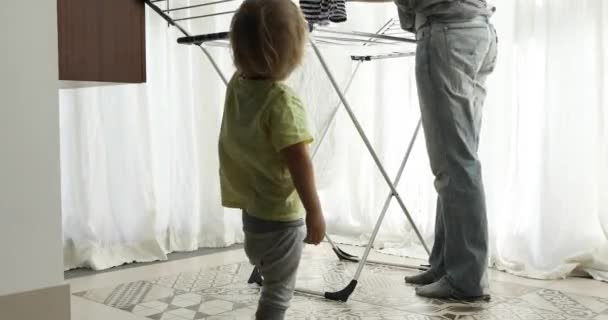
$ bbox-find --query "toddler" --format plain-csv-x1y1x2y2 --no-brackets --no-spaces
219,0,326,318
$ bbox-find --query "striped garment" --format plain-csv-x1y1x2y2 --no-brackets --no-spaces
300,0,347,24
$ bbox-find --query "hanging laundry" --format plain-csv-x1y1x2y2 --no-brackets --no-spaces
300,0,347,25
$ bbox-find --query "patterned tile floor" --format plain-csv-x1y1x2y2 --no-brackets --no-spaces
74,248,608,320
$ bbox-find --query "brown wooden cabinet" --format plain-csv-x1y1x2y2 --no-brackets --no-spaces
58,0,146,83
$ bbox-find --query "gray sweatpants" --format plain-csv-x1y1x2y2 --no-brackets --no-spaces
243,213,306,320
415,17,498,296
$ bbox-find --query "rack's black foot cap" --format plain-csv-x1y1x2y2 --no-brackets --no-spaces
248,267,263,286
325,280,358,302
332,247,359,262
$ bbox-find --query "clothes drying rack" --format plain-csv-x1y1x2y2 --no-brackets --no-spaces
145,0,430,302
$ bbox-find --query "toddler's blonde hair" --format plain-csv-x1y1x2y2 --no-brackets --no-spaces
230,0,308,81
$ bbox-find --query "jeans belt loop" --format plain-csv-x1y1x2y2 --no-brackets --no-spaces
415,13,428,31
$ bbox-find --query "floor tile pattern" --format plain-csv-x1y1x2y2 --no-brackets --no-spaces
75,250,608,319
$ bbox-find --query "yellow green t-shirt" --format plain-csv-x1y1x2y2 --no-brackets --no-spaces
219,74,313,222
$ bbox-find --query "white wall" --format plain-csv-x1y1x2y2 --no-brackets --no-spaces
0,1,64,296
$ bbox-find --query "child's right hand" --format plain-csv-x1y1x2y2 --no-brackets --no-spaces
304,210,326,245
281,142,325,245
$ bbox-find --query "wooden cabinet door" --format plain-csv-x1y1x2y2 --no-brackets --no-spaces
58,0,146,83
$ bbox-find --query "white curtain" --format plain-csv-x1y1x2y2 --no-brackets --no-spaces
61,3,244,270
61,0,608,281
481,0,608,280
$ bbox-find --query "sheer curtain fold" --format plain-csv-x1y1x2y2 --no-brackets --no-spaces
62,1,607,280
61,7,243,270
481,0,608,280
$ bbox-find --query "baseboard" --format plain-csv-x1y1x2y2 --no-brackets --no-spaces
0,283,71,320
